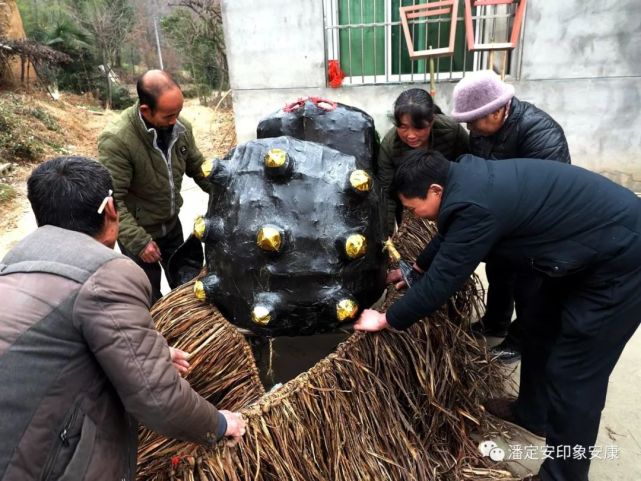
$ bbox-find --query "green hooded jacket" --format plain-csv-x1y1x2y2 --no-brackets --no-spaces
98,102,210,255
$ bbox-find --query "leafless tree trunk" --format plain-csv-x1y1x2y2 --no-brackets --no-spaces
69,0,134,108
169,0,228,95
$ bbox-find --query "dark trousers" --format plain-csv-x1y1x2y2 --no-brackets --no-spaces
513,267,641,481
483,260,526,344
118,220,184,305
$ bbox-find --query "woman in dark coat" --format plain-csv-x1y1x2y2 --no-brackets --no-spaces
451,70,571,362
378,89,469,235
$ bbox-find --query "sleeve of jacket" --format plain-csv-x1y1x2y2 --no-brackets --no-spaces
386,203,499,330
377,130,401,236
518,116,571,164
452,124,470,160
469,134,489,158
182,122,212,194
98,134,152,255
73,258,224,445
415,234,443,272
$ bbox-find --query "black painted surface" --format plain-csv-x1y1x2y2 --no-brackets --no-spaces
167,234,204,286
257,97,380,174
201,136,387,336
249,331,352,388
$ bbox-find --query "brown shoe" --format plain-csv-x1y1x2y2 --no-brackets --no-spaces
522,475,541,481
483,398,546,438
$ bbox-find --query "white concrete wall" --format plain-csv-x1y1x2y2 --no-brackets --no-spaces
221,0,641,189
520,0,641,79
221,0,326,90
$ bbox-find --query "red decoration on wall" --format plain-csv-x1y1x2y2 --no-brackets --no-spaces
284,97,338,112
327,60,346,88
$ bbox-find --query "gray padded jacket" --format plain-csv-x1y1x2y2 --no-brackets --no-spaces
0,226,223,481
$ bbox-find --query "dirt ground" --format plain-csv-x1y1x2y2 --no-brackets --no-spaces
0,93,235,258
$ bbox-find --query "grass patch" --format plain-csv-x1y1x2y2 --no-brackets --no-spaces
0,183,17,204
15,105,60,131
0,93,58,162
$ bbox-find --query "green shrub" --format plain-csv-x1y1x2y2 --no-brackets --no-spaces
0,94,49,162
0,99,14,132
10,136,44,160
15,106,60,131
97,84,134,110
181,85,201,99
0,183,17,204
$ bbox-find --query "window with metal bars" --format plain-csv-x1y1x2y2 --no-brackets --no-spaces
323,0,524,86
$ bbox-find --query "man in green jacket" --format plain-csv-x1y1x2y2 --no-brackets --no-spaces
98,70,211,303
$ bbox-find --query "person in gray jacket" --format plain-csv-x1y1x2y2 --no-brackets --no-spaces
0,157,245,481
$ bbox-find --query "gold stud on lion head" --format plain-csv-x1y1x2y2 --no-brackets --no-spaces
264,148,287,168
349,170,372,193
257,226,283,253
336,298,359,322
345,234,367,259
252,305,272,326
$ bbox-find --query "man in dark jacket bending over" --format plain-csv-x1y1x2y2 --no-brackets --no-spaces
0,157,245,481
451,70,572,362
355,150,641,481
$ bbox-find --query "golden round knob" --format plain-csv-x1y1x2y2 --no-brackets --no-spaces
264,148,287,168
345,234,367,259
201,159,215,178
193,216,206,240
193,281,206,301
349,170,372,192
252,305,272,325
257,226,282,252
336,299,359,322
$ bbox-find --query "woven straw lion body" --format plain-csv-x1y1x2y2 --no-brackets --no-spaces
137,216,513,481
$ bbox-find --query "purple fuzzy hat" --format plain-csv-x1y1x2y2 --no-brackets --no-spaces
451,70,515,122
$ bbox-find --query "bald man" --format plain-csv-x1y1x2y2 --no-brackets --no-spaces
98,70,212,303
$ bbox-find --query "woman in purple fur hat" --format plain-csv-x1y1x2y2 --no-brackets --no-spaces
451,70,571,365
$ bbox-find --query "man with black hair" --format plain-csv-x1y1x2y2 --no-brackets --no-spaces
98,69,211,303
0,157,245,481
355,149,641,481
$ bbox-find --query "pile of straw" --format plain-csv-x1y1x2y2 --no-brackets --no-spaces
137,214,513,481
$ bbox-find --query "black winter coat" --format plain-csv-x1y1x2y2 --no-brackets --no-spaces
387,155,641,329
470,97,571,164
